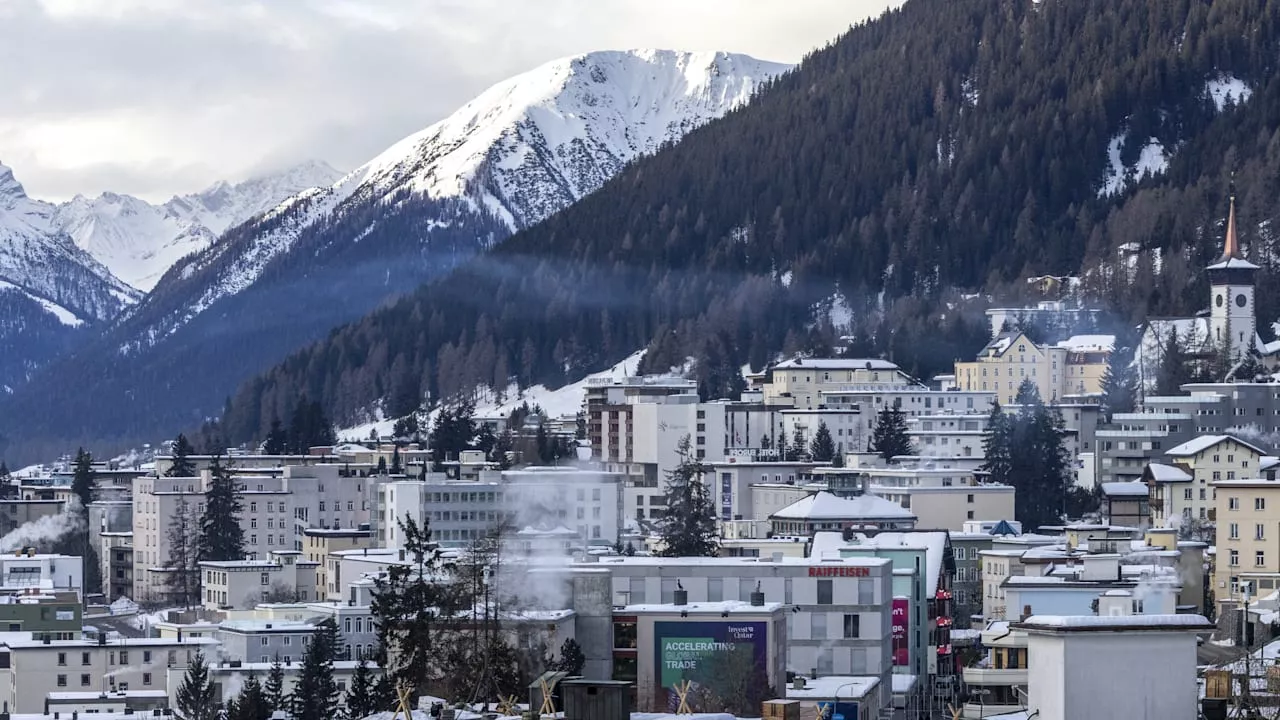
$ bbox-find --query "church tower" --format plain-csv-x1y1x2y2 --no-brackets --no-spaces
1207,192,1258,360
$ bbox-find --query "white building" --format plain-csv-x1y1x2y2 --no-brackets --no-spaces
200,551,321,610
1018,614,1212,720
762,358,916,409
0,551,84,596
709,460,822,522
770,491,917,535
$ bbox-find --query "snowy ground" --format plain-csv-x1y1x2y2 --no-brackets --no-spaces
337,349,647,441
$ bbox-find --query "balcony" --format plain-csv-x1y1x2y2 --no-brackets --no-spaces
962,701,1023,719
962,667,1027,686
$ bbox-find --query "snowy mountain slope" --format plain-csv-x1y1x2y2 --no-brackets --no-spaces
0,48,787,457
136,49,791,346
52,160,341,292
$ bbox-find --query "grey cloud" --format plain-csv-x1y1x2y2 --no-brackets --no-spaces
1,0,898,201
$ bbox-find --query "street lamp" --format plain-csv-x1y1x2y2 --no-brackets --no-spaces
822,681,862,720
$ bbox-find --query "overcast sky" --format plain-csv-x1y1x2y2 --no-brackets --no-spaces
0,0,898,202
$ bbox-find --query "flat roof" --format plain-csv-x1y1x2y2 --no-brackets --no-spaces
589,555,891,569
786,675,880,700
3,636,218,649
1014,614,1212,632
620,601,784,614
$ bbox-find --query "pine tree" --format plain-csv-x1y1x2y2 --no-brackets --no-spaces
980,401,1014,487
1101,342,1138,422
164,493,201,608
175,651,218,720
370,516,453,696
376,456,388,475
290,619,340,720
656,436,718,557
264,657,286,713
550,638,586,676
229,673,270,720
69,448,102,595
342,658,381,719
491,430,515,470
199,455,245,562
390,446,402,475
810,421,836,462
981,395,1071,530
263,419,287,455
166,433,197,477
869,404,914,462
0,461,8,478
1155,329,1191,396
430,398,477,467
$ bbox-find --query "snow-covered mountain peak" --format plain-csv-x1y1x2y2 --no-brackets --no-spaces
339,49,792,229
0,162,32,211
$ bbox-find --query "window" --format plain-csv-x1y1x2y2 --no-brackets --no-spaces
81,673,91,686
1230,523,1239,540
811,613,828,638
143,672,152,686
843,614,861,638
1258,524,1267,541
261,637,269,646
143,651,151,663
817,579,833,605
57,675,66,687
1230,550,1240,567
120,651,128,665
261,573,271,585
345,618,352,633
57,652,66,666
1184,488,1193,501
82,652,90,665
1258,551,1267,568
967,494,975,503
1230,497,1240,511
250,502,257,512
967,510,975,520
1258,498,1268,511
283,637,292,646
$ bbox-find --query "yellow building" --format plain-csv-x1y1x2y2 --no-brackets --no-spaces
302,528,374,601
761,358,915,408
1148,435,1264,530
1212,472,1280,612
954,332,1111,406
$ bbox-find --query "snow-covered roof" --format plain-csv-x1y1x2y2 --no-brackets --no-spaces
1016,614,1212,631
1101,481,1150,497
1145,463,1193,483
786,675,880,700
1167,434,1266,457
1207,256,1260,271
1055,334,1115,353
846,531,948,596
622,600,783,615
772,491,915,521
773,357,901,371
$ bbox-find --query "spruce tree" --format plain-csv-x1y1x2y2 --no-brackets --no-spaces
199,455,245,562
390,446,402,475
229,673,270,720
175,651,218,720
1101,342,1138,422
290,619,340,720
264,657,286,712
869,404,914,462
980,401,1014,487
263,419,287,455
551,638,586,676
370,516,452,696
166,433,197,477
810,421,836,462
656,436,718,557
69,448,102,594
163,494,200,608
1155,329,1191,396
342,658,380,719
0,461,8,478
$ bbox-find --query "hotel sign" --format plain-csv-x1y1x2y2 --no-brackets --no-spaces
807,566,870,578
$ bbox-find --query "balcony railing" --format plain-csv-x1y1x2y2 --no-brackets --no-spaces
962,667,1028,685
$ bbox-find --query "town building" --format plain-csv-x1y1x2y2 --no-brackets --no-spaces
1016,614,1212,720
199,551,321,610
953,332,1112,406
591,554,896,708
302,527,374,600
709,460,820,522
216,619,318,664
960,620,1027,719
613,598,787,713
1099,481,1150,529
769,491,917,536
0,634,218,712
0,550,84,597
0,591,82,640
1211,472,1280,619
760,358,915,410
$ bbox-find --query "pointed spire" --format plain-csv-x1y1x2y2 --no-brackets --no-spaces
1223,192,1240,260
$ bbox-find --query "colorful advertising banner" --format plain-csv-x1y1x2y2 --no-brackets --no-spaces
816,700,860,720
892,597,909,666
654,621,767,702
721,472,733,521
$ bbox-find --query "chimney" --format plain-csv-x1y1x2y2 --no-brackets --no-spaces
792,677,806,690
673,580,687,607
1021,605,1033,622
750,581,765,607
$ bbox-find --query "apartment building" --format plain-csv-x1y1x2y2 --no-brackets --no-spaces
954,332,1111,406
200,551,321,610
302,528,373,600
1154,434,1266,530
708,460,821,522
0,551,84,596
585,375,698,463
906,413,989,460
0,635,218,712
1212,474,1280,615
133,464,371,601
769,491,917,536
761,358,915,409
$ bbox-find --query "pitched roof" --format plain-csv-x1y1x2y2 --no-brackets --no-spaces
772,491,915,521
1167,434,1266,457
1055,334,1115,353
773,357,901,371
1144,463,1193,483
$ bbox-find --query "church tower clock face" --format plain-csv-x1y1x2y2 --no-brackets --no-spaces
1237,293,1248,308
1216,294,1224,307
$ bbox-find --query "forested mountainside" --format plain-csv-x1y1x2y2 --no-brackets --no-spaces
0,50,785,461
191,0,1280,445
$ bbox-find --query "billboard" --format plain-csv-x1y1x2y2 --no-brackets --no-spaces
892,597,909,666
654,621,767,703
721,472,734,521
816,700,860,720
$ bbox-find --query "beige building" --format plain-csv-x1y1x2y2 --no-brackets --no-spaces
303,528,374,601
871,484,1015,532
0,635,217,712
954,332,1111,405
761,358,915,409
1212,474,1280,611
1160,435,1265,530
200,551,320,610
